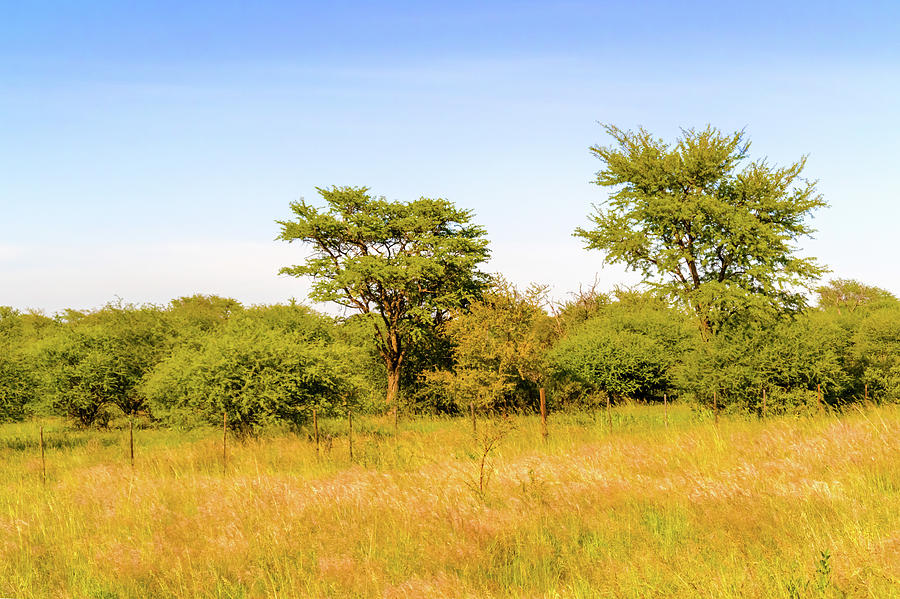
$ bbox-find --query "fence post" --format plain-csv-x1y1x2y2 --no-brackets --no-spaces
540,387,548,440
348,410,353,462
40,425,46,486
864,383,868,403
713,390,719,426
470,401,476,436
129,419,134,469
313,408,320,457
762,388,767,418
817,384,823,413
664,393,668,429
223,412,228,476
606,393,612,430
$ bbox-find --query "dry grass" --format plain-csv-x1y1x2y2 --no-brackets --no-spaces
1,404,899,598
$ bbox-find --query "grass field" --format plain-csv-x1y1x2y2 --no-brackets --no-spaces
1,404,898,598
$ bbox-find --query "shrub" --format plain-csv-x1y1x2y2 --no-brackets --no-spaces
550,325,671,404
0,349,34,422
142,317,368,433
38,304,169,426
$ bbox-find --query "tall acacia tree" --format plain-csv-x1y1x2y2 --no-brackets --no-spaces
277,186,490,409
816,279,897,314
576,125,826,337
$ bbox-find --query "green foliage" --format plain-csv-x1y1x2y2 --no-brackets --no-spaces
1,297,383,429
165,294,242,335
0,307,55,422
678,311,850,413
849,305,900,401
0,352,32,422
575,125,826,335
38,303,169,426
423,278,553,412
277,185,490,407
0,309,35,422
0,154,895,424
816,279,898,314
550,282,611,334
142,308,368,433
0,306,23,339
765,313,851,404
550,325,671,404
396,319,456,412
549,291,687,404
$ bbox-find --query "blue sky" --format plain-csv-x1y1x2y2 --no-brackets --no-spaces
2,1,899,313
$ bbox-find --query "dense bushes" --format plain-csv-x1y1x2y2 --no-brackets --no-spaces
142,309,369,433
425,280,899,414
0,297,381,429
0,278,897,428
550,327,671,404
0,349,34,422
0,307,40,422
850,309,900,400
39,305,169,426
548,292,689,407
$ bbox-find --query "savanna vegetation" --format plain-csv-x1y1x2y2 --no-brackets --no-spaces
2,407,900,598
2,125,899,597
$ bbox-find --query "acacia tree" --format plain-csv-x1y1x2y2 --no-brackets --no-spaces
424,277,553,412
277,186,490,409
575,125,826,337
816,279,897,314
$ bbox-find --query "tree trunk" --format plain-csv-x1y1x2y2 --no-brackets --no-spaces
386,361,401,408
378,324,404,411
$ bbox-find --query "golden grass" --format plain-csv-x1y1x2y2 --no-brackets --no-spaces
1,404,898,598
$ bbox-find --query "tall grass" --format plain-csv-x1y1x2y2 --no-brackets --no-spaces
1,404,898,598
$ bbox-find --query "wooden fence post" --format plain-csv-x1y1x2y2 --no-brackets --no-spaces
348,410,353,461
539,388,548,440
664,393,668,429
223,412,228,475
762,388,767,418
313,408,320,457
864,383,868,403
470,401,476,436
817,384,823,413
40,425,46,486
606,394,612,430
713,390,719,426
129,419,134,469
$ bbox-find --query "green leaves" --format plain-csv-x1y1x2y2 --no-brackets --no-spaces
423,278,553,411
550,326,670,402
278,186,489,317
38,303,171,426
817,279,898,314
0,346,34,422
277,186,490,405
548,293,686,403
576,125,826,334
141,319,366,434
849,304,900,400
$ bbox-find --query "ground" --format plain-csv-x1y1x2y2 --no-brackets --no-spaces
1,404,898,598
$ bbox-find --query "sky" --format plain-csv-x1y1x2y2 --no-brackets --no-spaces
2,1,899,315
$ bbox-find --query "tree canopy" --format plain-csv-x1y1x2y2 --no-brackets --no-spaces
575,125,826,336
424,278,553,412
816,279,898,314
277,186,490,408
